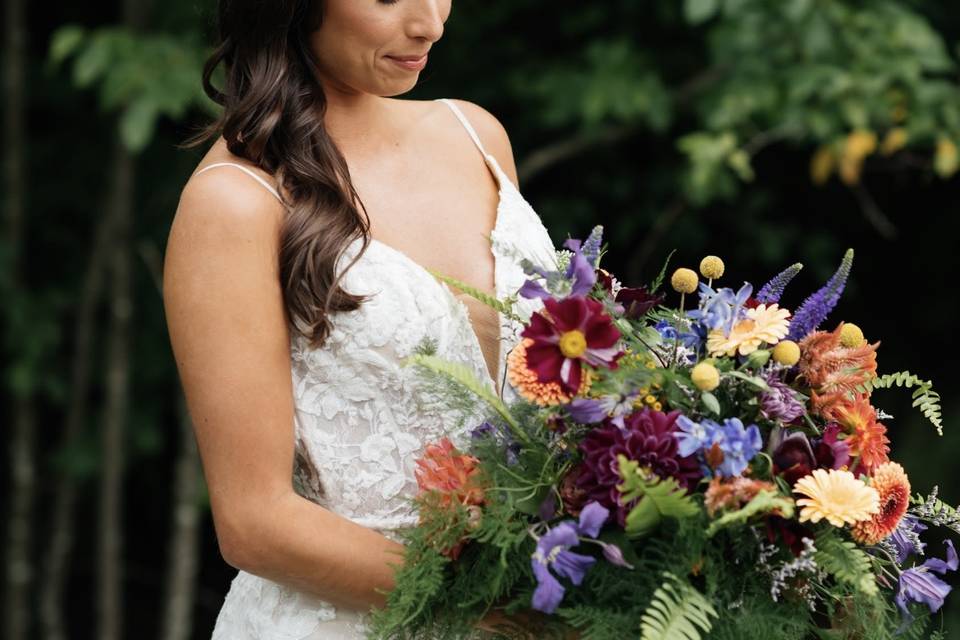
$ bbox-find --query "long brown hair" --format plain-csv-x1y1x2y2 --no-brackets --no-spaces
190,0,372,350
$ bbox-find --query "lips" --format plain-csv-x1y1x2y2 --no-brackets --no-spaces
387,53,428,62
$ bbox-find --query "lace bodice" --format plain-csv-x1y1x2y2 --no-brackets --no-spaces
206,98,559,639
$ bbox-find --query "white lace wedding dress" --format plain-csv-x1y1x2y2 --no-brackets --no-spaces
200,98,559,639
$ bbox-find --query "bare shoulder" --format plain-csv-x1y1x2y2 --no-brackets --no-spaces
171,139,285,261
444,98,519,188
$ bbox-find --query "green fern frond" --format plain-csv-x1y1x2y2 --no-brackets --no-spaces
856,371,943,436
404,353,528,444
705,490,795,538
640,572,718,640
814,531,878,597
617,455,700,537
426,269,524,322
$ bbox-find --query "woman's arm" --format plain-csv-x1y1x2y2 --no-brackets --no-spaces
162,166,403,611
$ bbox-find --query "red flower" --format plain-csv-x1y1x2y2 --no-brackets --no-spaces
521,296,623,395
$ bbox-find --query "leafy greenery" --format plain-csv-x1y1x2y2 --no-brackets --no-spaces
857,371,944,436
639,572,718,640
616,455,700,537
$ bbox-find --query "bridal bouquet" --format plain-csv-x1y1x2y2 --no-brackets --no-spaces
367,227,955,640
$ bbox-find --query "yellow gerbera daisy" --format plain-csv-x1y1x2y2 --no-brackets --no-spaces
707,304,792,357
793,468,880,528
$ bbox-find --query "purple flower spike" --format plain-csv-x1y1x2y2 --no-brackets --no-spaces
896,539,957,621
581,226,604,267
786,250,854,341
756,263,803,304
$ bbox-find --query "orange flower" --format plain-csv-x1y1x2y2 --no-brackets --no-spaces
852,462,911,544
507,338,592,406
704,476,782,517
798,324,879,412
828,395,890,474
414,437,487,560
414,437,486,508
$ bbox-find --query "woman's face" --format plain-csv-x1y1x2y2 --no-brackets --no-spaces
310,0,451,97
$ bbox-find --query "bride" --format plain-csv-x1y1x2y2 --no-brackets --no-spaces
163,0,565,637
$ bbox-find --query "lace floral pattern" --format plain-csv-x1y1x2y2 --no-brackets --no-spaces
211,106,559,640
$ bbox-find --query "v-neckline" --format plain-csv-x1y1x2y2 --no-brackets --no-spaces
355,152,511,396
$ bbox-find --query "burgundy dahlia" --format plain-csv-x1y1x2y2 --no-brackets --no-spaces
575,408,702,527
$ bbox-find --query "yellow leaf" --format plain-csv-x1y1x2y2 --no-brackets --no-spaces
839,130,877,185
880,128,909,156
934,136,959,179
810,145,835,186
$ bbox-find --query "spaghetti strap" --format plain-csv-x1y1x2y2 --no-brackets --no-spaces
193,162,284,204
435,98,490,158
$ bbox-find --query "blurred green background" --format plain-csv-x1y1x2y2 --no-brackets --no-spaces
3,0,958,638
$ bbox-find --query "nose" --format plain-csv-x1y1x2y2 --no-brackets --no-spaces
406,0,447,43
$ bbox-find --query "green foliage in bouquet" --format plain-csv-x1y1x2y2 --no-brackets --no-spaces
616,455,699,538
856,371,944,436
369,230,957,640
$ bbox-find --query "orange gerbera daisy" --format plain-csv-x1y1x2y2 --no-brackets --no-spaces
852,462,911,545
828,395,890,474
507,338,592,406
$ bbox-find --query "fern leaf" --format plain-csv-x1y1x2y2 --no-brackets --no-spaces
705,489,795,538
814,531,878,596
616,455,699,537
404,354,528,444
640,572,718,640
426,268,524,322
856,371,943,436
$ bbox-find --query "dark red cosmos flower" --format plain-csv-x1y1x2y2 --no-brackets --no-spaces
521,296,623,395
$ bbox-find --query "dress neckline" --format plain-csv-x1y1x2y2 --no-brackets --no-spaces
349,150,512,396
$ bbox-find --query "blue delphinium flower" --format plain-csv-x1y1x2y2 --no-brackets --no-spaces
675,416,762,478
688,282,752,335
530,501,609,614
895,539,957,622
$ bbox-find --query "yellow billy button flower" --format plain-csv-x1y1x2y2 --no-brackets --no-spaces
699,256,725,280
690,362,720,391
839,322,866,348
558,330,587,358
671,268,699,294
772,340,801,366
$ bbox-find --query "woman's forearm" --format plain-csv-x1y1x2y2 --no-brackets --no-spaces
220,490,406,611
